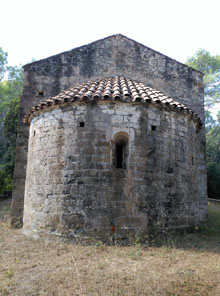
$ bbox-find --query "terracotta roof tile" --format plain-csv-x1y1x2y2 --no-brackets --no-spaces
24,76,203,127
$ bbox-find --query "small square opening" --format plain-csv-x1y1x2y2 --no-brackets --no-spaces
151,125,156,131
80,122,85,127
38,91,44,96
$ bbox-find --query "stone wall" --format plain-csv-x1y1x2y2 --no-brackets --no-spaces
11,34,205,226
23,101,207,241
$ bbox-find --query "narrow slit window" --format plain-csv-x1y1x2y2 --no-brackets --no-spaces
114,133,129,169
151,125,156,131
116,143,123,168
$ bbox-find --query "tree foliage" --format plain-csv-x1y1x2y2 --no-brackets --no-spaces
0,47,8,80
186,49,220,107
0,66,23,114
186,50,220,199
0,47,23,193
0,96,21,191
4,97,20,145
206,113,220,198
186,49,220,73
205,110,217,132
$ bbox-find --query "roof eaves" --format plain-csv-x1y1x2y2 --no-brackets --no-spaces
24,76,203,128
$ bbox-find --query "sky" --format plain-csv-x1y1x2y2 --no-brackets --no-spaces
0,0,220,117
1,0,220,67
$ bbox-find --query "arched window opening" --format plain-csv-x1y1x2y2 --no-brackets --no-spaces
114,133,129,169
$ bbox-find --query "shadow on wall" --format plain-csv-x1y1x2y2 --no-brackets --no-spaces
0,190,12,201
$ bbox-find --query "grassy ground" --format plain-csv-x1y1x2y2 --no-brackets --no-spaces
0,200,220,296
0,199,11,223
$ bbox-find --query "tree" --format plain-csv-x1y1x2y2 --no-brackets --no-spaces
0,47,8,80
0,48,23,112
2,96,20,177
206,113,220,199
186,49,220,73
0,47,23,193
205,110,217,132
186,50,220,199
186,49,220,107
0,63,23,166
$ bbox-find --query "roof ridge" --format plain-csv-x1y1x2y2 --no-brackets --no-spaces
23,35,203,75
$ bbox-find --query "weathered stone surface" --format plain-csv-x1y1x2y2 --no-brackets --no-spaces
23,100,207,241
12,34,207,235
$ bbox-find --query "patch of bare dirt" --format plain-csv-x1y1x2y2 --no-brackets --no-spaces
0,202,220,295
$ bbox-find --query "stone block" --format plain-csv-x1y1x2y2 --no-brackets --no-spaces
115,216,144,228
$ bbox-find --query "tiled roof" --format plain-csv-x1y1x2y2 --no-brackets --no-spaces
24,76,203,127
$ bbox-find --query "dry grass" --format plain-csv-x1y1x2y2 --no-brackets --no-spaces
0,200,220,296
0,199,11,223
